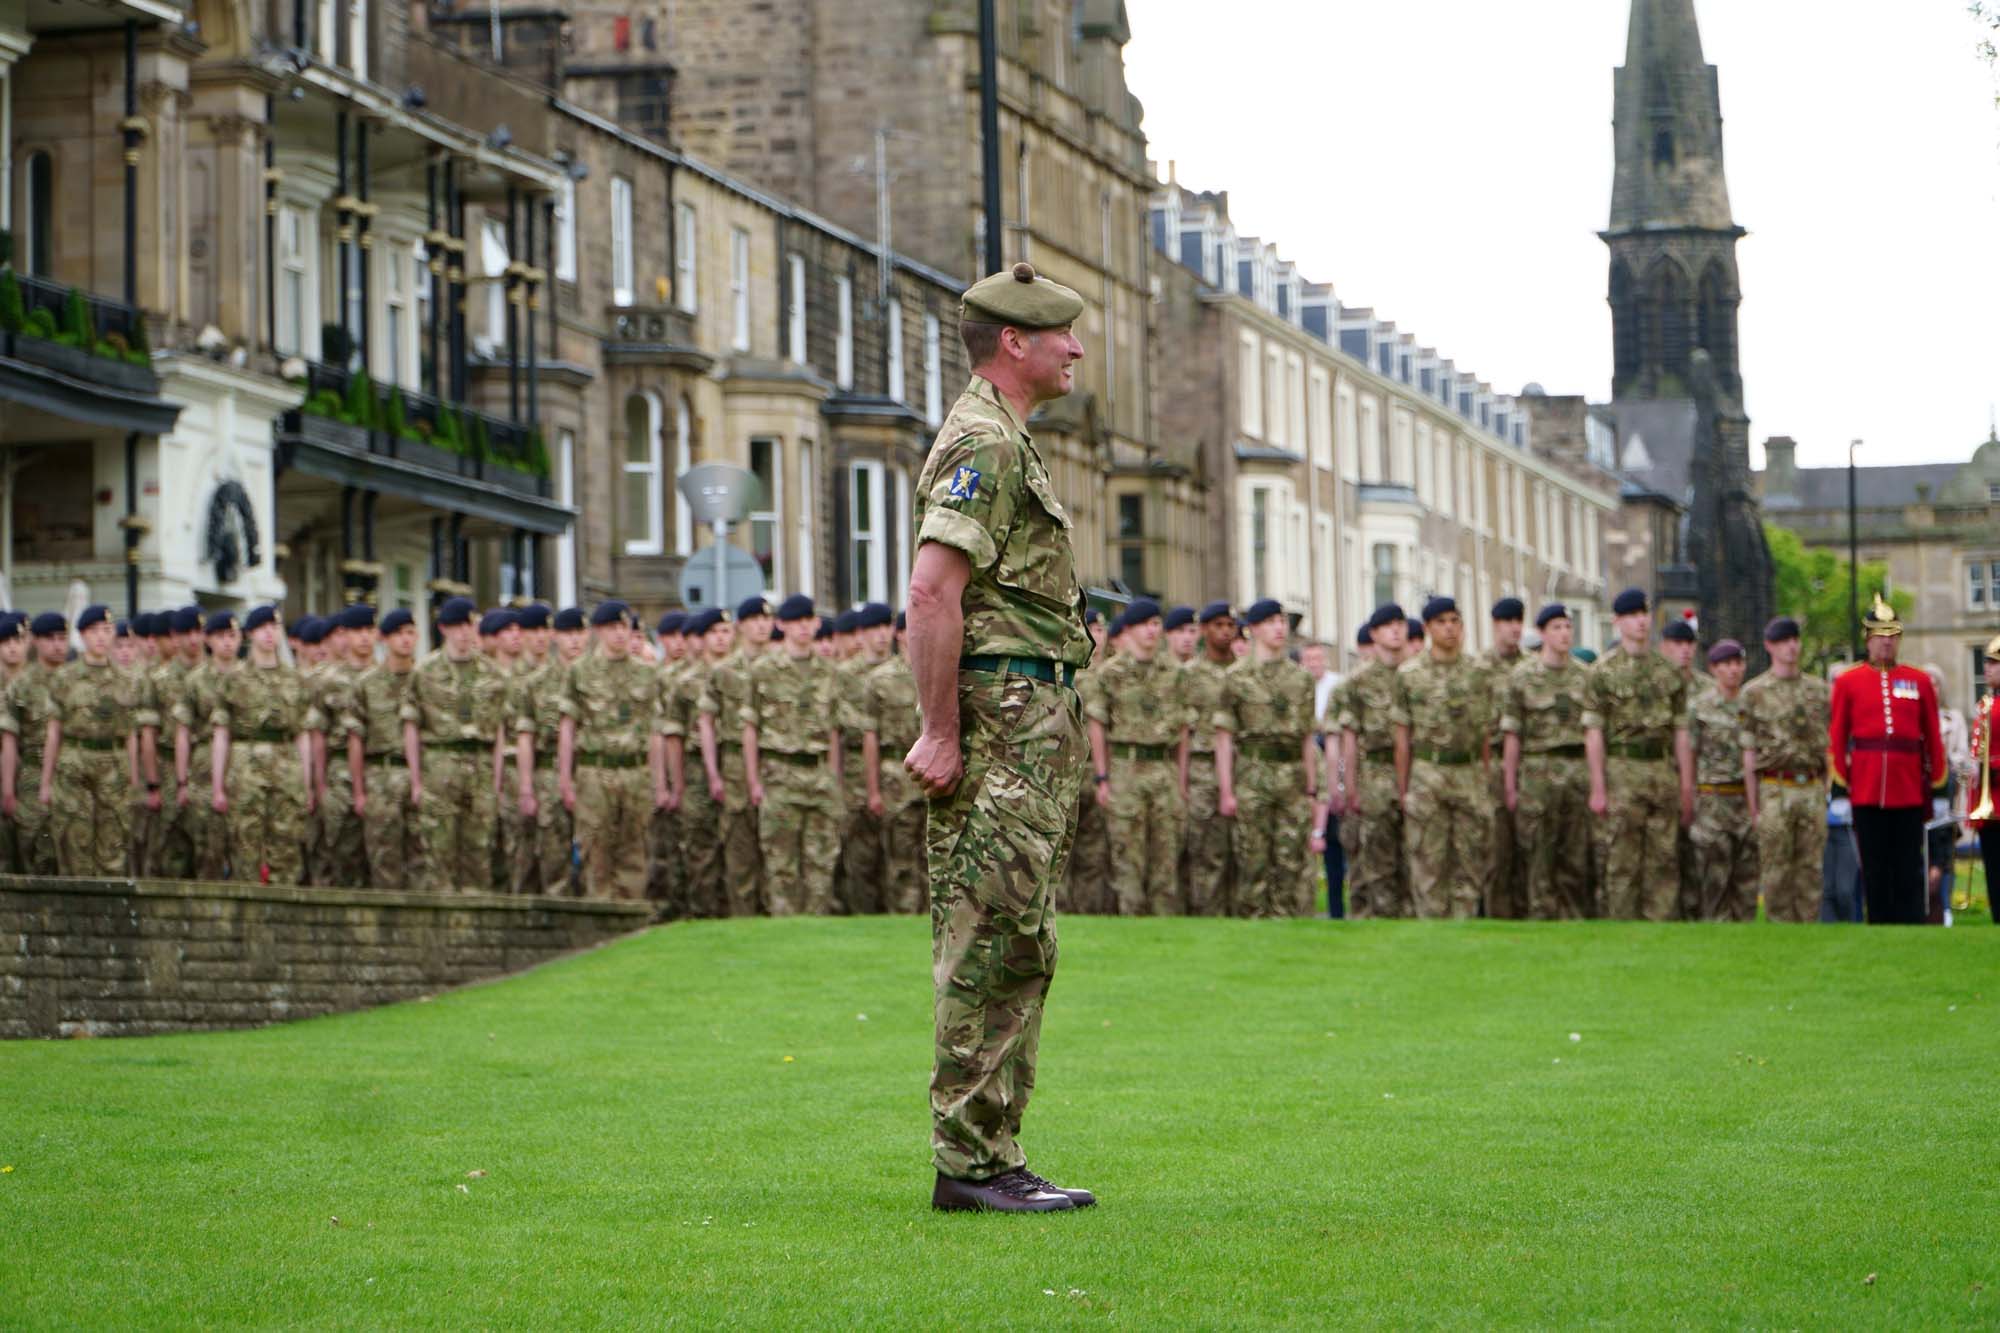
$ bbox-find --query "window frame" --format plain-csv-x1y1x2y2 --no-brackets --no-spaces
673,201,697,313
673,397,694,558
786,253,807,365
610,176,634,308
749,436,783,594
621,392,665,557
835,275,855,390
850,458,887,606
274,203,318,358
555,176,578,283
923,313,943,428
729,225,750,352
886,300,905,403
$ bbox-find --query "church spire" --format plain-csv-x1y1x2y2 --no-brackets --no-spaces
1609,0,1736,235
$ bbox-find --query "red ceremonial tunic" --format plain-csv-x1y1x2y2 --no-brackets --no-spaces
1829,662,1945,810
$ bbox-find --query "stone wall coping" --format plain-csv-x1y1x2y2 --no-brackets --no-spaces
0,874,655,919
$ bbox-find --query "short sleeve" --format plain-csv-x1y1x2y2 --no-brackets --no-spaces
1386,667,1412,729
554,662,586,720
1580,664,1607,733
915,429,1021,571
1498,674,1523,736
1211,672,1238,735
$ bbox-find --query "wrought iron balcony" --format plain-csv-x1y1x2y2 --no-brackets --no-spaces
0,268,177,438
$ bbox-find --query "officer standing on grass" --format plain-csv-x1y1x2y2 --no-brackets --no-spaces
905,261,1096,1214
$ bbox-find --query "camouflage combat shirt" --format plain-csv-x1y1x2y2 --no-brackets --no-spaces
49,658,154,744
1085,652,1189,749
1498,656,1589,753
343,662,417,756
914,376,1092,668
1333,658,1401,755
1390,652,1492,755
860,655,921,753
1180,658,1230,755
745,649,838,756
402,651,509,747
1737,670,1832,773
211,661,309,739
558,652,655,757
1581,647,1689,745
1214,654,1314,748
510,658,568,753
2,663,62,770
1687,683,1747,786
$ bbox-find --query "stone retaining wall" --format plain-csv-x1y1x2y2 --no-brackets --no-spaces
0,876,653,1038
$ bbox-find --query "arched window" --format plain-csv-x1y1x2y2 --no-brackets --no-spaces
1697,262,1737,390
1647,260,1691,386
673,396,694,557
25,150,54,277
623,392,663,556
1609,259,1639,389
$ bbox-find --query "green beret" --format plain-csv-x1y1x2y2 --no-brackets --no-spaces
960,262,1084,330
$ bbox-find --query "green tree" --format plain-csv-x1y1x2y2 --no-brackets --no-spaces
1766,524,1913,676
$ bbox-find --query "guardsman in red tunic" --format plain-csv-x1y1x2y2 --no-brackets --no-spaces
1828,596,1947,924
1967,635,2000,910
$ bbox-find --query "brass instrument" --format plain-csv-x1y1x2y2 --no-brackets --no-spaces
1971,696,1995,823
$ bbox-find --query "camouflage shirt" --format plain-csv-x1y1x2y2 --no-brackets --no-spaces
558,652,655,756
697,653,759,748
913,376,1092,668
1180,658,1230,755
48,658,154,743
836,652,889,755
402,652,509,746
211,661,309,739
1215,654,1314,747
1390,652,1492,755
1499,655,1589,753
1582,647,1689,745
174,662,232,757
745,649,838,755
1334,658,1400,754
1085,652,1188,748
510,659,568,753
1687,683,1747,785
148,659,188,760
0,664,61,767
657,658,709,743
343,663,417,756
1738,670,1832,773
860,655,921,752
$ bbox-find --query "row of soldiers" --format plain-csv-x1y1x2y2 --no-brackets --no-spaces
1057,586,1833,924
0,594,928,918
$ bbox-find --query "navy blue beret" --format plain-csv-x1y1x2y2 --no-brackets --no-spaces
769,625,783,641
1198,601,1235,625
854,602,893,630
380,608,415,634
775,593,815,622
1661,619,1696,643
1084,608,1101,627
170,606,203,633
1612,587,1648,616
736,596,771,621
553,607,586,631
1124,597,1162,625
243,605,278,633
1421,596,1457,624
515,603,551,631
657,611,686,636
590,600,630,627
114,619,131,638
479,609,517,636
1535,603,1569,629
77,604,111,631
1355,623,1374,647
1242,598,1284,626
1162,605,1195,632
436,596,477,627
814,618,835,641
1763,616,1800,643
685,608,724,635
32,609,71,635
336,603,377,630
295,617,328,646
1106,611,1129,637
1406,617,1426,639
1367,603,1405,631
203,610,238,635
1491,597,1525,622
131,612,155,638
0,612,25,641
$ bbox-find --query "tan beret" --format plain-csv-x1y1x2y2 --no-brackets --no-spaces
960,262,1084,330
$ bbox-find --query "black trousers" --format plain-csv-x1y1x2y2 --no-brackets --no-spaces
1982,825,2000,923
1852,804,1927,925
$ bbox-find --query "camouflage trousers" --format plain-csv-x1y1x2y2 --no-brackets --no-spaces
1689,790,1757,922
1181,752,1231,916
495,790,521,894
837,754,883,914
878,758,927,914
518,764,573,897
1229,752,1311,919
1403,759,1491,919
224,740,305,885
414,749,496,893
315,759,365,888
679,769,725,918
1597,755,1681,921
1346,758,1405,918
1515,753,1593,920
1065,786,1112,914
9,749,57,875
758,755,839,916
1757,780,1825,924
931,671,1084,1181
716,746,763,917
134,751,195,878
1485,763,1522,919
54,747,131,878
1109,757,1185,915
185,751,225,880
647,804,681,912
575,758,651,900
361,758,416,892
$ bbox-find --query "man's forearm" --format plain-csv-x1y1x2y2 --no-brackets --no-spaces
907,589,964,741
1393,725,1410,798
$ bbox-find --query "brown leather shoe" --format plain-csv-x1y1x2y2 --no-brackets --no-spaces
1020,1167,1096,1208
932,1168,1076,1213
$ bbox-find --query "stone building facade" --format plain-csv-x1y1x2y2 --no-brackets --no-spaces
1151,182,1618,664
1759,432,2000,713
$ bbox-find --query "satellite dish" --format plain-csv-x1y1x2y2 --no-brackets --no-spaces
678,541,768,612
678,463,763,526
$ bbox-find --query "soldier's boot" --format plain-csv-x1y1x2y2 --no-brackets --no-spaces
931,1169,1075,1213
1018,1166,1096,1208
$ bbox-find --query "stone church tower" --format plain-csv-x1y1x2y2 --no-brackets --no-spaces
1604,0,1772,654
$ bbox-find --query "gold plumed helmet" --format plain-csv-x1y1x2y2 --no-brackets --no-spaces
1863,593,1902,639
1985,632,2000,663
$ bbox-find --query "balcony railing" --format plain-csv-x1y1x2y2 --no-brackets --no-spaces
281,360,551,499
0,268,160,394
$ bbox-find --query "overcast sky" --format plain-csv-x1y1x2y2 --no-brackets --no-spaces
1124,0,2000,470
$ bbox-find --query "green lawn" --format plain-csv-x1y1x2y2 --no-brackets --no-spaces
4,916,1998,1328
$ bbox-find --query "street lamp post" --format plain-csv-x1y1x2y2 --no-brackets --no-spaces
1847,438,1862,664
